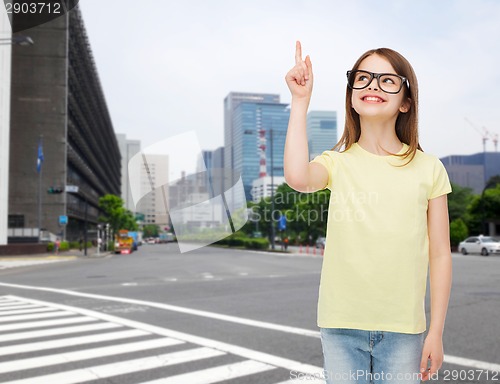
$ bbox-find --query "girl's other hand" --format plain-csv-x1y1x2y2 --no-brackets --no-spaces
285,41,313,100
419,332,444,381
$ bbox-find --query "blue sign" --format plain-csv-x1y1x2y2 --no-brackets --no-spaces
278,214,287,231
59,215,68,225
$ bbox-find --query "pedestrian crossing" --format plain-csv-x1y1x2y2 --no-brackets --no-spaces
0,295,325,383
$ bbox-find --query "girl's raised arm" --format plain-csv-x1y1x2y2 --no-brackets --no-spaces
284,41,328,193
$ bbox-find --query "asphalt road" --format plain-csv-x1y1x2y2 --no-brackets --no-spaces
0,243,498,383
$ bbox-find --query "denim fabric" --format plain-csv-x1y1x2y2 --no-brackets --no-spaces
320,327,424,383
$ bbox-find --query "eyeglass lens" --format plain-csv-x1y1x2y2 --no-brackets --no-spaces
349,70,403,93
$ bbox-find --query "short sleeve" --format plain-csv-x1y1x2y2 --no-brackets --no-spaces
310,151,334,190
429,158,452,199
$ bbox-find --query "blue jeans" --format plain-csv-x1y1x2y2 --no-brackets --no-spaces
320,328,424,383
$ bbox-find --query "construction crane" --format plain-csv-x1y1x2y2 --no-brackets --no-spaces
464,117,498,152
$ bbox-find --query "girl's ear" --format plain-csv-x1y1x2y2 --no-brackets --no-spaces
399,98,411,113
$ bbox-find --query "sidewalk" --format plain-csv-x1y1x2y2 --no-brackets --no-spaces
0,247,111,260
259,244,325,257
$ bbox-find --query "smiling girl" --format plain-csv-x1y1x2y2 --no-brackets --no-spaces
284,42,452,383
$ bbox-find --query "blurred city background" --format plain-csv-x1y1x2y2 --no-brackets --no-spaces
0,1,499,384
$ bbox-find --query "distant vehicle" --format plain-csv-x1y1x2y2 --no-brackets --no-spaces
146,238,156,245
115,230,134,254
316,237,326,249
159,232,175,243
458,236,500,256
127,231,142,250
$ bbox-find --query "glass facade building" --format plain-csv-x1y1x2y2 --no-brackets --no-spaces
232,101,290,201
307,111,338,159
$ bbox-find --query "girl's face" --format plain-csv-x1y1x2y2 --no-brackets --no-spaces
351,54,410,122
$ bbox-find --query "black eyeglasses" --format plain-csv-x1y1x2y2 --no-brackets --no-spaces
346,70,409,94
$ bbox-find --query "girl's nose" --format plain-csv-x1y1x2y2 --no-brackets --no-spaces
367,76,379,91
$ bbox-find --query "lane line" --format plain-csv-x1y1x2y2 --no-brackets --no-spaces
1,347,226,384
0,337,184,374
0,322,121,343
0,316,96,332
0,282,319,338
3,295,324,377
0,329,150,357
444,355,500,373
138,360,276,384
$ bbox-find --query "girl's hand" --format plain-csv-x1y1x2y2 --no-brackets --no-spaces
419,332,444,381
285,41,313,100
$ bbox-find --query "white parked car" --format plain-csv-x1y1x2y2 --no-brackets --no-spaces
458,236,500,256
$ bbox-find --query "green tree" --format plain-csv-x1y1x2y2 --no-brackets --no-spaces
448,183,475,222
98,194,138,234
467,177,500,234
449,218,468,247
143,224,159,238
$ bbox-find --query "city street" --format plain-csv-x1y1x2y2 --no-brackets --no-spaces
0,244,498,383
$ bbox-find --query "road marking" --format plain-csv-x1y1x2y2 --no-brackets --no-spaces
0,303,42,310
445,355,500,373
0,316,96,332
1,283,497,374
0,310,74,323
0,322,121,343
138,360,276,384
0,329,150,357
0,307,59,316
0,281,320,338
1,348,226,384
0,337,184,374
2,295,324,378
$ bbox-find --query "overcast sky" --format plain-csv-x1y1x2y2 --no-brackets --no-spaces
78,0,500,158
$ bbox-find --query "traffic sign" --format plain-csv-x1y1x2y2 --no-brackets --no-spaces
65,185,79,193
59,215,68,225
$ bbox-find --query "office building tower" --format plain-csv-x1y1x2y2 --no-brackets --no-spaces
441,151,500,194
8,7,120,242
307,111,337,159
225,93,289,201
116,134,141,213
224,92,280,175
136,154,169,228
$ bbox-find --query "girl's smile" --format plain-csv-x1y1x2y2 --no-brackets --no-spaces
361,94,386,103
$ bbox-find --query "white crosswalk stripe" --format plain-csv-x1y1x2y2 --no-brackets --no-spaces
0,306,59,316
0,295,324,383
138,360,276,384
0,329,150,356
0,322,121,343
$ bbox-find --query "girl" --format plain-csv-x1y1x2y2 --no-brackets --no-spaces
284,41,452,383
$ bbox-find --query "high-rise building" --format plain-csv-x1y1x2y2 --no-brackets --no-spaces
251,176,286,203
440,151,500,194
7,7,121,242
307,111,337,159
116,134,141,213
225,93,289,201
224,92,280,175
136,154,169,229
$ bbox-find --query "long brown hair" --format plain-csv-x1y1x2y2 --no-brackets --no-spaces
333,48,422,165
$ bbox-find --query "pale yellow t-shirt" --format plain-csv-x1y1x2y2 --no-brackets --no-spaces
311,142,452,334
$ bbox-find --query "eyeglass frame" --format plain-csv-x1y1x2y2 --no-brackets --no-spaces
346,70,409,94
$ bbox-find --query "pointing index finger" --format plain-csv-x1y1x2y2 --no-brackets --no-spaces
295,40,302,64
